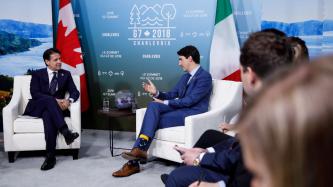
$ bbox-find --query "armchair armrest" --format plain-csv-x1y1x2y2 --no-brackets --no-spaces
184,99,242,147
2,82,21,151
2,86,21,136
135,108,147,138
184,109,223,148
68,99,81,132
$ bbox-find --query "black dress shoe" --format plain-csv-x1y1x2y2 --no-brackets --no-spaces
160,173,169,184
64,131,79,145
41,156,56,171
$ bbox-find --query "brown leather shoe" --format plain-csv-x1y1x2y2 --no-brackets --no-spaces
112,162,140,177
121,148,147,162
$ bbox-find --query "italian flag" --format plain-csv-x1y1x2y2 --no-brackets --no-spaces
209,0,241,81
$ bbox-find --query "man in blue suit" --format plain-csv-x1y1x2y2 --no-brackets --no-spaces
113,45,213,177
23,48,80,170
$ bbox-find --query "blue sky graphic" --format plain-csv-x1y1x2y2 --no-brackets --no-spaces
0,0,52,25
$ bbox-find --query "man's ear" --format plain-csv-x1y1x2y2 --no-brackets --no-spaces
187,56,193,62
247,67,258,85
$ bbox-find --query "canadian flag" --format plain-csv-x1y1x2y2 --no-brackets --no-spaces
56,0,89,111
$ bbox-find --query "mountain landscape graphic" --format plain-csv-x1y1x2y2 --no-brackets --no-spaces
130,4,176,27
139,5,164,26
140,4,161,15
0,19,52,38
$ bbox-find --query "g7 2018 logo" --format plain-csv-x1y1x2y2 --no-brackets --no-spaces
128,4,176,46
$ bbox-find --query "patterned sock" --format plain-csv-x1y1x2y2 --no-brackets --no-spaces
138,134,149,150
128,160,139,166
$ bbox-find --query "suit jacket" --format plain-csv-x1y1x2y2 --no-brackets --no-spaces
157,67,212,114
200,138,251,187
24,68,80,117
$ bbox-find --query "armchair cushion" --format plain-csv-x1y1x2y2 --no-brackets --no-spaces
13,117,72,133
13,117,44,133
155,126,185,143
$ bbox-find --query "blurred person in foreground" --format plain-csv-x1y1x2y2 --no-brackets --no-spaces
236,56,333,187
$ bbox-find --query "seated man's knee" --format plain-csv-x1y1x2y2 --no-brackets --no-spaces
42,110,50,118
41,97,58,106
166,169,182,187
147,101,161,109
202,129,221,138
167,166,198,186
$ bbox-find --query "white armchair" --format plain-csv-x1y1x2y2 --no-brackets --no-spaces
136,79,243,163
2,75,81,162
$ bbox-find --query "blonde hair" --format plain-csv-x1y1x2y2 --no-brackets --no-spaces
237,56,333,187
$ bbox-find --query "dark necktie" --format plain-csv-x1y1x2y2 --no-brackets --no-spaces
49,72,58,95
180,73,191,98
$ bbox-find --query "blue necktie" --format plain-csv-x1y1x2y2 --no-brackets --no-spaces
49,72,58,95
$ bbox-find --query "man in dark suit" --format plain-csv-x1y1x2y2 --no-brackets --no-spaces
163,31,294,187
23,48,80,170
113,45,213,177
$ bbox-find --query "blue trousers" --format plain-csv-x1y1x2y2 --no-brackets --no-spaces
166,165,228,187
134,102,187,150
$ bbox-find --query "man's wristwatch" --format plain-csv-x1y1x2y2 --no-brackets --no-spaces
193,157,200,166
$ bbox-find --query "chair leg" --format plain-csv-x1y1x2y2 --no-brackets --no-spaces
72,149,79,160
8,151,16,163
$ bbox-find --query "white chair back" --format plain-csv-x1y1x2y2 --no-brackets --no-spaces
16,76,32,114
13,75,80,115
208,79,243,111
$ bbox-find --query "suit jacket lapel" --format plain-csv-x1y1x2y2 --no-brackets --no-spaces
57,70,65,91
181,67,203,97
187,67,202,87
179,73,191,98
42,68,50,90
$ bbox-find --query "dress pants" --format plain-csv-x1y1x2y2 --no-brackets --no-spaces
166,165,228,187
25,97,69,155
133,102,186,150
194,129,233,151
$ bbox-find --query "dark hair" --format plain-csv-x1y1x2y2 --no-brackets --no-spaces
43,48,61,62
240,31,293,79
177,45,200,64
261,28,287,37
287,36,309,62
